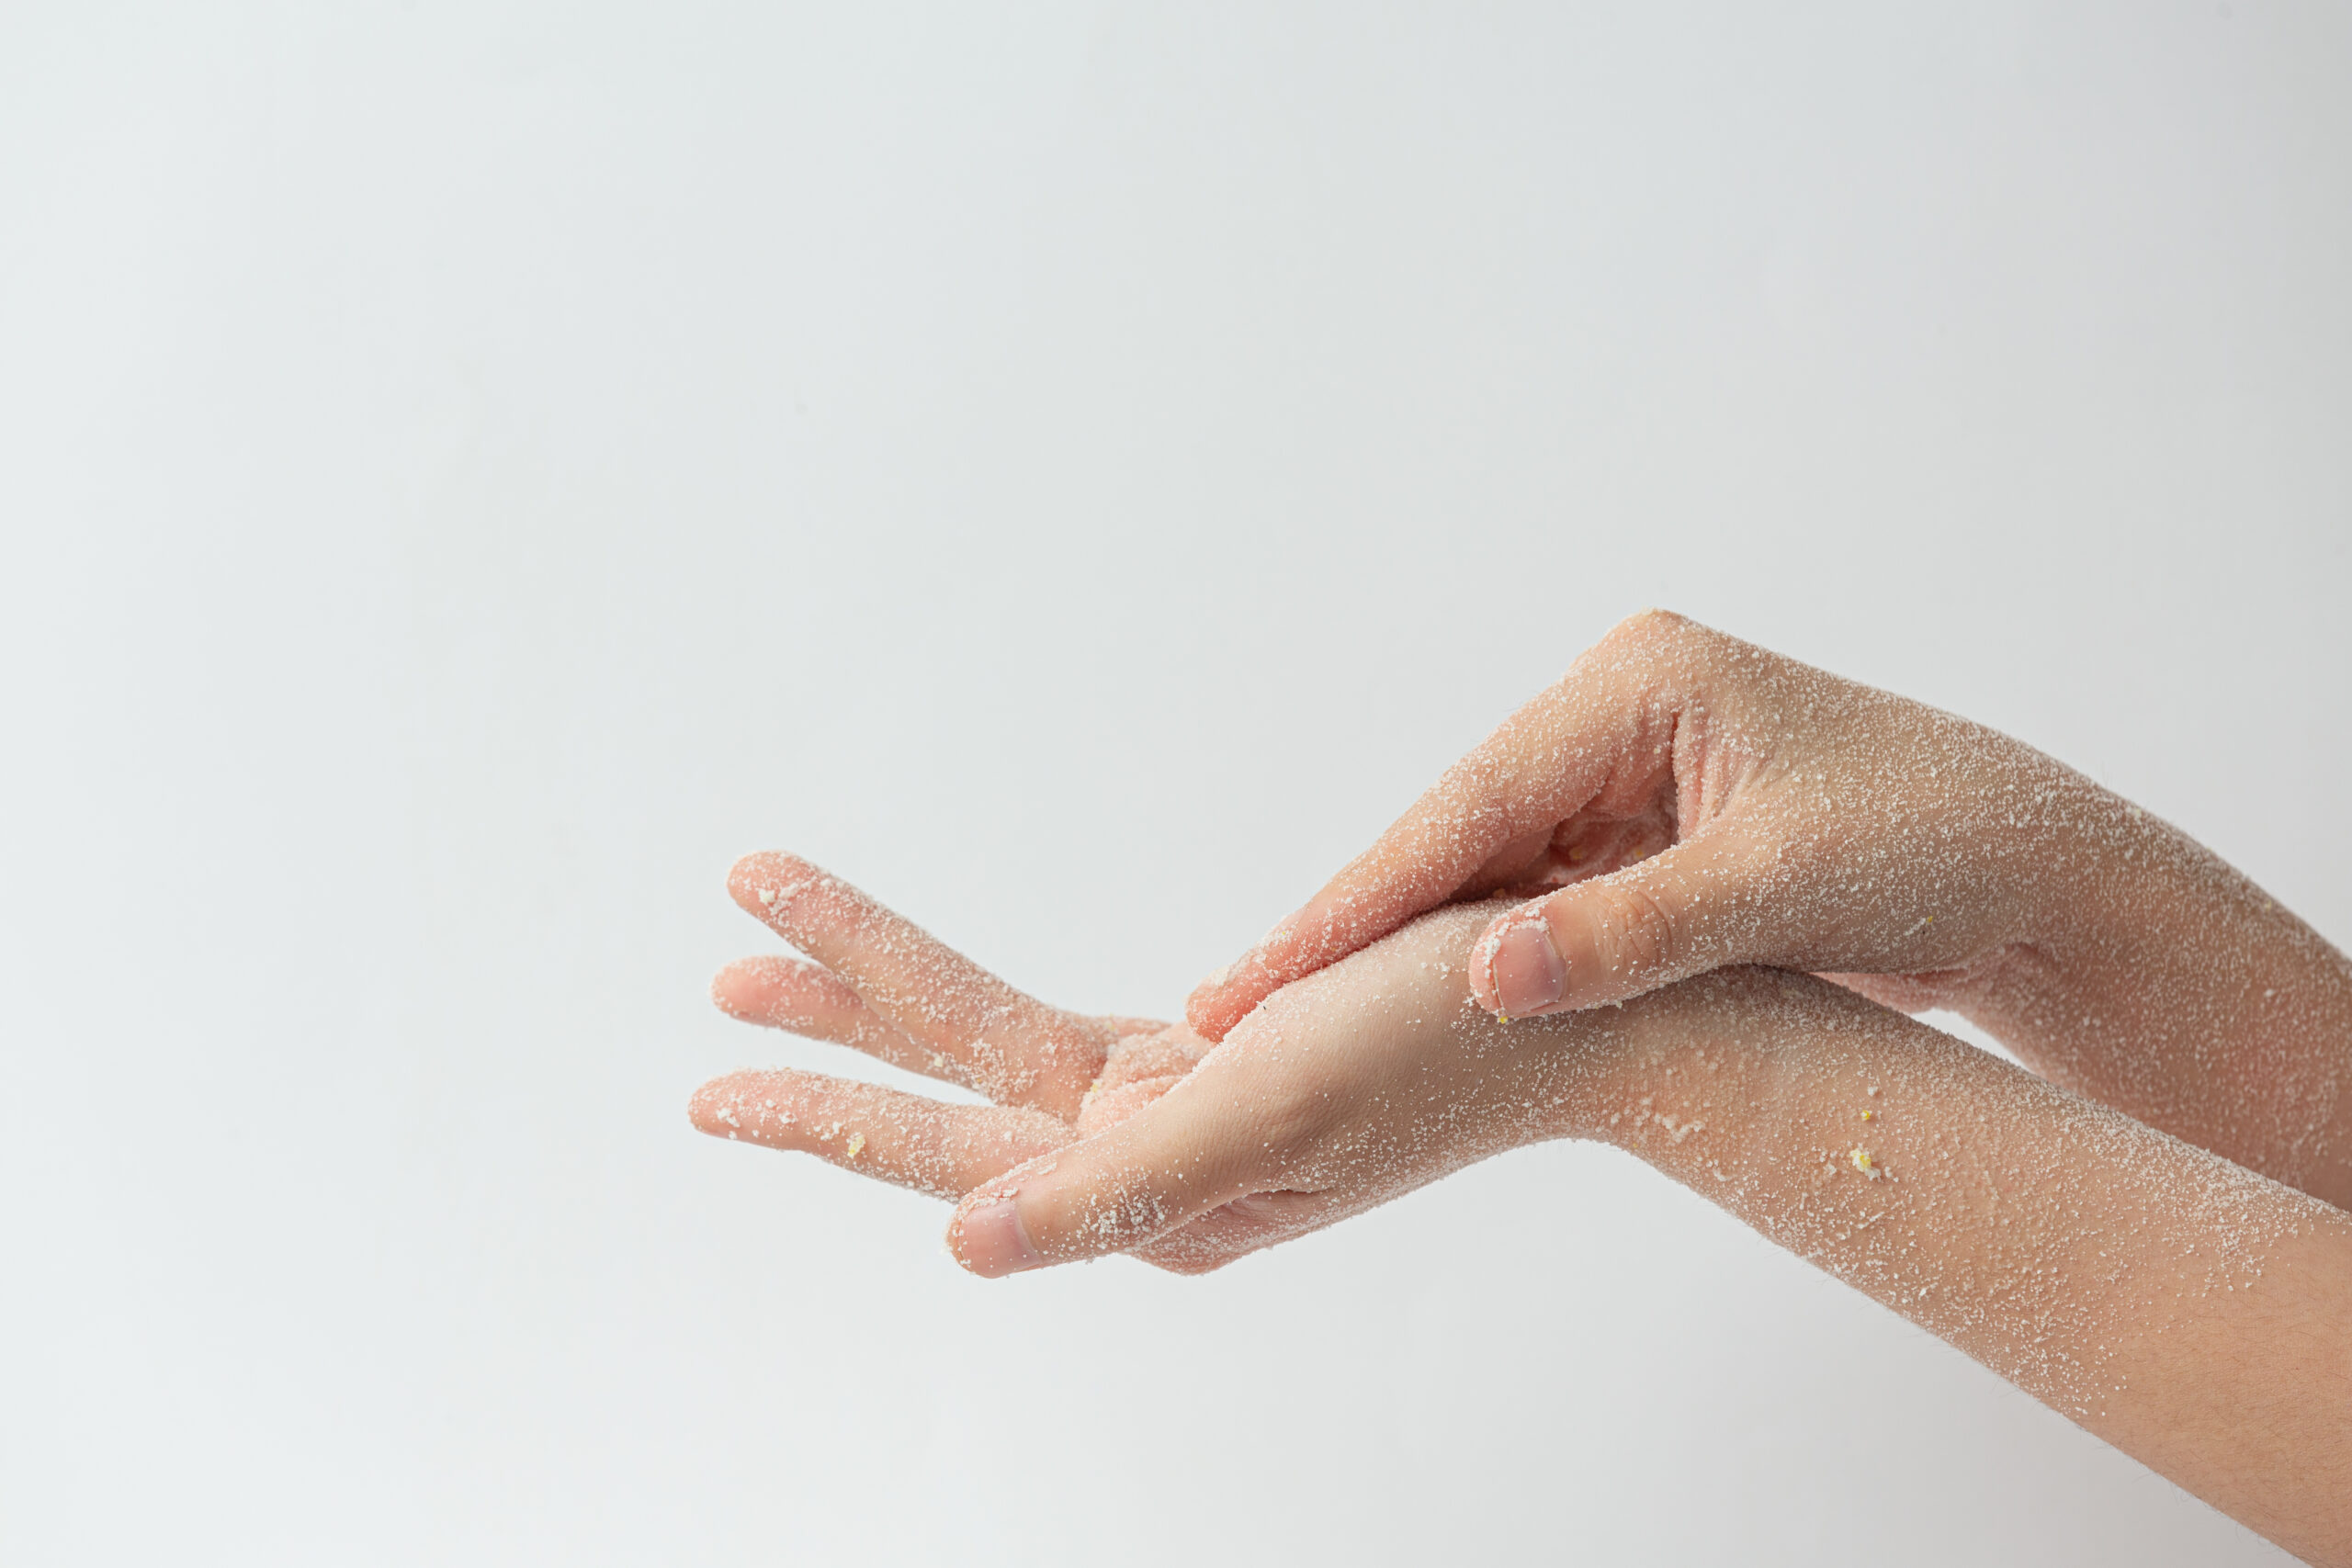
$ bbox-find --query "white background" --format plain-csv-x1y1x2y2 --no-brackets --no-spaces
4,4,2347,1562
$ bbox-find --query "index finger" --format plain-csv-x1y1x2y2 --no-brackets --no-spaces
1182,611,1702,1040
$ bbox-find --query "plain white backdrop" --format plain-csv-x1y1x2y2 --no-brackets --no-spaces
4,3,2347,1562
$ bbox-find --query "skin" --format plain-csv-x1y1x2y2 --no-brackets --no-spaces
1183,609,2352,1209
696,854,1430,1271
693,866,2352,1564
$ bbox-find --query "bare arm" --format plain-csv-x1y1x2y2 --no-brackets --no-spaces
1598,969,2352,1563
1180,610,2352,1208
978,919,2352,1562
696,863,2352,1561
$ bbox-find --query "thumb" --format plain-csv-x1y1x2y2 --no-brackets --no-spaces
1468,835,1764,1017
944,1066,1275,1277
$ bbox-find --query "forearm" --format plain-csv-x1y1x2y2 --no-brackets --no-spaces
1979,805,2352,1208
1850,754,2352,1209
1574,971,2352,1565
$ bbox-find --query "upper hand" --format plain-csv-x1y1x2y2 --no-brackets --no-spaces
1184,608,2145,1039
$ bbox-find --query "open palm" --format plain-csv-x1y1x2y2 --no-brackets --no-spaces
695,852,1372,1272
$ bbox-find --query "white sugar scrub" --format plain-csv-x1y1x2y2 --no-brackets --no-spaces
1182,612,2352,1220
697,849,2352,1560
690,1070,1071,1202
720,852,1124,1116
1550,968,2346,1431
1044,908,2348,1552
1217,908,2343,1422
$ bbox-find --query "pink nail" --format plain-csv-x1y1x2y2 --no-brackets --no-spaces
1481,908,1566,1018
955,1197,1043,1278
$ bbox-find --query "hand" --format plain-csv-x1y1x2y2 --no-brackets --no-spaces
941,896,1646,1278
691,862,2352,1563
692,854,1619,1273
1190,609,2131,1032
1182,609,2352,1203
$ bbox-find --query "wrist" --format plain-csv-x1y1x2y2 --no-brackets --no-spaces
1962,785,2210,1042
1532,967,1821,1157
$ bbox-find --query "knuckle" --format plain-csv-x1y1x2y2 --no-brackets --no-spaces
1600,606,1695,655
1587,879,1683,978
1597,609,1768,692
1568,610,1724,716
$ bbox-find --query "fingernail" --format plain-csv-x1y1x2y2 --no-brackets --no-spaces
1479,907,1566,1018
955,1197,1043,1278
